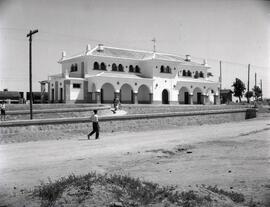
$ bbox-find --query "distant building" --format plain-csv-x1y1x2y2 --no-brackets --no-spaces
48,44,220,104
26,92,48,104
220,89,233,104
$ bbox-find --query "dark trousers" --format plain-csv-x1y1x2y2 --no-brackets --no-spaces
88,122,99,139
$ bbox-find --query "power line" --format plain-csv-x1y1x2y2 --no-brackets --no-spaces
1,27,270,70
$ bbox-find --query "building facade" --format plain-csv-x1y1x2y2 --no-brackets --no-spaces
48,44,220,105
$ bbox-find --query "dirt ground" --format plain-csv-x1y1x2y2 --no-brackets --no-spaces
0,115,270,206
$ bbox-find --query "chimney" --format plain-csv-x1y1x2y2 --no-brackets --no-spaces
202,59,208,66
61,51,66,60
97,44,104,52
85,44,91,54
185,55,191,62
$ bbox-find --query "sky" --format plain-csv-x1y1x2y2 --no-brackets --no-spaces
0,0,269,98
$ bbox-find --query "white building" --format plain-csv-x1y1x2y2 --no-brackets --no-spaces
48,44,220,105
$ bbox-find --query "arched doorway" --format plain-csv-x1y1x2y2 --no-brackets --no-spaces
101,83,115,103
179,87,190,104
162,89,169,104
120,84,133,104
138,85,150,104
193,87,203,104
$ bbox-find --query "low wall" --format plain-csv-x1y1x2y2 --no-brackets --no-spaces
5,106,110,120
0,108,256,138
122,104,252,114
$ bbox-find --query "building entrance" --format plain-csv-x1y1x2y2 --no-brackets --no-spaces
162,89,169,104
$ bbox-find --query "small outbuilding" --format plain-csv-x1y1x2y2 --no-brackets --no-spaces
220,89,233,104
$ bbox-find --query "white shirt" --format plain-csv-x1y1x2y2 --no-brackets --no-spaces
1,103,5,110
91,114,98,122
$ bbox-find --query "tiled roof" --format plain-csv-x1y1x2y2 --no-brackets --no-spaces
60,45,205,67
92,46,205,66
91,46,152,60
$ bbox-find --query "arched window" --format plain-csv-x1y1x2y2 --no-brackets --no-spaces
135,65,140,73
182,70,186,76
129,65,134,72
70,64,74,72
199,71,204,78
194,71,199,79
100,62,106,70
118,64,124,72
166,66,171,73
112,63,117,71
71,64,78,72
94,62,99,70
187,70,192,77
160,65,165,73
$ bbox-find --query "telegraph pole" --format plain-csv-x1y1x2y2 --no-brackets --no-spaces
27,29,38,120
247,64,250,92
219,61,222,89
260,79,263,100
247,64,250,103
219,61,222,103
255,73,257,88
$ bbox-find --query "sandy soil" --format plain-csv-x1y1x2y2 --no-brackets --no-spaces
0,116,270,206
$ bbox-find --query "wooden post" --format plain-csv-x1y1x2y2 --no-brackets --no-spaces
26,29,38,120
247,64,250,103
255,73,257,87
260,79,263,100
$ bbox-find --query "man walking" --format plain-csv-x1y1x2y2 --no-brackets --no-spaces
0,101,6,121
88,110,99,140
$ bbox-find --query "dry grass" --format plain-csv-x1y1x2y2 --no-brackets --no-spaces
35,172,214,207
204,185,245,203
30,172,263,207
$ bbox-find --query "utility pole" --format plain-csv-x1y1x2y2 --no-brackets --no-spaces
219,61,222,89
247,64,250,103
247,64,250,92
255,72,257,88
26,29,38,120
219,61,222,103
260,79,263,100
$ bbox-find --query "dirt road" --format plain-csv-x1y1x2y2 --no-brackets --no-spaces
0,117,270,205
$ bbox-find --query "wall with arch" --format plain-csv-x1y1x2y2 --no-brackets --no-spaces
120,84,133,103
101,83,115,103
178,87,190,104
138,85,151,103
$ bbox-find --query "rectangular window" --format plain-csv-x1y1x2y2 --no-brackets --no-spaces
73,83,81,88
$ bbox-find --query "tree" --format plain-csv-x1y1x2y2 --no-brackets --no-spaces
253,86,262,101
232,78,246,103
245,91,253,103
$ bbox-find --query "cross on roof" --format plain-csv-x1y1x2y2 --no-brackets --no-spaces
152,38,156,53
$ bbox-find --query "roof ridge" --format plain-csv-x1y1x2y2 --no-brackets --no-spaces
103,45,153,54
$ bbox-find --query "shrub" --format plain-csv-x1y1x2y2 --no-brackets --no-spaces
205,185,245,203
